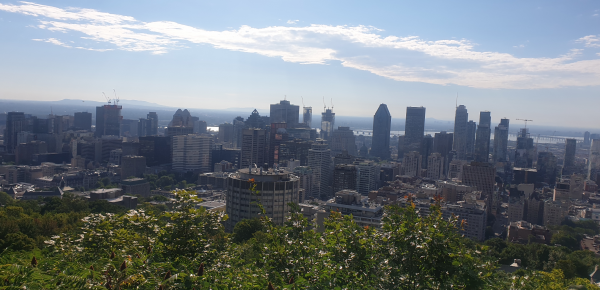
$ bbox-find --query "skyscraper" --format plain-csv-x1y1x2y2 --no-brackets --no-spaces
74,112,92,131
172,134,213,172
492,119,509,163
537,152,557,185
4,112,25,154
466,120,477,160
268,123,288,166
308,139,333,200
147,112,158,136
331,127,357,156
404,107,426,153
589,139,600,181
321,108,335,141
434,131,454,158
270,100,300,128
426,153,444,180
303,107,312,128
474,111,491,163
371,104,391,159
241,128,268,169
515,129,535,168
420,134,434,169
354,160,381,195
95,105,122,138
402,151,422,177
562,139,577,175
452,105,468,160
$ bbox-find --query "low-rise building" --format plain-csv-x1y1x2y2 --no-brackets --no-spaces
121,178,151,197
323,190,384,228
507,220,552,244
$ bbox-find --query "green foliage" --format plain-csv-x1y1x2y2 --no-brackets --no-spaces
1,190,598,289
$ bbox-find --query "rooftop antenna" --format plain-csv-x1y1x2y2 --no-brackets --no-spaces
456,93,458,108
113,89,119,106
301,96,305,107
331,98,334,111
284,95,287,101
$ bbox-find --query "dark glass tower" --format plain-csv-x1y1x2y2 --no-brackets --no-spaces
404,107,426,153
452,105,468,160
371,104,391,159
466,120,476,160
270,100,300,128
492,118,509,163
95,105,122,138
4,112,25,154
74,112,92,131
562,138,577,175
474,111,491,163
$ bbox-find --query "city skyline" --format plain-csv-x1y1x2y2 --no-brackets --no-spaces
0,1,599,127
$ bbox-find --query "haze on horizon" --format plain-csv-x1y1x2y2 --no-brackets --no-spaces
0,0,599,128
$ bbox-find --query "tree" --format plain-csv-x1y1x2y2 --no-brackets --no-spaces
232,217,263,244
0,232,36,251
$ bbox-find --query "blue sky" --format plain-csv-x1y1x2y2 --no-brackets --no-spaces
0,0,599,128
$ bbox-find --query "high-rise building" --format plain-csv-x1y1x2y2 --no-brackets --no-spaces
5,112,26,154
333,164,357,194
74,112,92,131
562,138,577,175
268,123,288,166
420,134,434,169
515,129,534,168
466,120,476,160
492,119,509,163
434,131,453,158
139,136,171,167
536,152,557,186
321,108,335,141
147,112,158,136
232,117,245,149
427,153,444,180
270,100,300,128
462,162,495,197
354,160,380,195
95,105,122,138
121,156,147,179
371,104,391,159
218,123,234,146
225,168,299,232
584,131,591,146
308,139,333,200
402,151,422,177
293,166,313,203
303,107,312,128
331,127,357,156
120,119,139,137
474,111,491,163
172,134,213,172
241,128,268,169
404,107,426,153
138,118,151,137
589,139,600,181
194,120,208,135
453,105,469,160
245,109,266,129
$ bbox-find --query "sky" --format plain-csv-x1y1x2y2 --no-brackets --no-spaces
0,0,599,128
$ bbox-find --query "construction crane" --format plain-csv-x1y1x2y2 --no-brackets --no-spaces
102,92,111,104
323,96,326,112
516,119,533,129
113,89,120,106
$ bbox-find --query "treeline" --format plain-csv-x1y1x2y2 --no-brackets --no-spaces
0,190,598,289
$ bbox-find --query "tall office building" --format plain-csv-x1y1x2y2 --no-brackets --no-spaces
147,112,158,136
95,105,122,138
74,112,92,131
371,104,392,159
270,100,300,128
462,162,495,197
420,135,434,169
172,134,213,172
404,107,426,153
321,108,335,141
434,131,453,158
333,164,357,194
584,131,591,146
138,118,151,137
232,117,245,149
268,123,288,166
537,152,557,186
303,107,312,128
139,136,171,166
589,139,600,181
452,105,469,160
354,160,381,195
225,168,299,232
515,129,535,168
562,139,577,175
241,129,268,169
6,112,28,153
218,123,234,146
402,151,422,177
474,111,491,163
331,127,357,156
426,153,444,180
492,119,509,163
308,139,333,200
466,120,476,160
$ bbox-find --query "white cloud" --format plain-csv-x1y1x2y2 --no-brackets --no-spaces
2,1,600,89
513,44,525,48
287,19,298,24
577,35,600,48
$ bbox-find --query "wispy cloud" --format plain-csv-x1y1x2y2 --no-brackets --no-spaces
286,19,298,24
577,35,600,48
2,1,600,89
